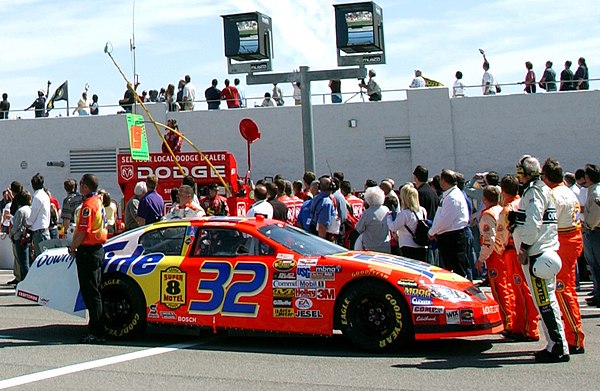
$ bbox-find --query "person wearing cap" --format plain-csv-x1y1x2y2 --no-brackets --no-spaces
25,89,47,118
410,70,426,88
358,69,382,101
200,183,229,216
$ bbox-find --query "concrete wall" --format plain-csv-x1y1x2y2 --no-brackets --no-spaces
0,89,597,205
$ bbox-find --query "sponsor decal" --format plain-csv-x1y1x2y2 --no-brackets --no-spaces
403,287,431,298
160,267,186,309
315,265,342,273
297,258,319,266
532,276,550,307
272,280,297,288
460,309,475,324
411,297,433,306
351,253,436,282
397,279,418,288
445,309,460,325
295,298,313,310
34,252,76,270
482,305,499,315
295,288,317,298
310,271,335,281
273,288,295,298
297,280,325,289
513,275,522,285
426,284,472,303
415,315,438,324
177,316,197,323
316,288,335,300
488,268,498,278
351,269,389,279
103,244,163,276
273,258,296,272
82,207,91,218
413,306,444,314
273,272,296,280
556,280,565,292
273,299,292,307
17,290,40,302
148,304,159,319
296,310,322,318
274,307,295,318
160,311,176,320
297,266,311,280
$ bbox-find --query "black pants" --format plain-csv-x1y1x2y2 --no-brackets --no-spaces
76,244,105,337
400,246,427,262
436,228,467,277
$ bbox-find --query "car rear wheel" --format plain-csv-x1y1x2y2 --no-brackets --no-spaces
101,276,147,339
337,281,413,352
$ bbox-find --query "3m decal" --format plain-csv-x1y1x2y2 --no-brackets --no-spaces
161,267,186,309
189,261,267,317
316,288,335,300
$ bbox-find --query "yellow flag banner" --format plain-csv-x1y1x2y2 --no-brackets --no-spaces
423,77,444,87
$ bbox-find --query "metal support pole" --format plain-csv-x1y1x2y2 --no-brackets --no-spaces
299,66,315,172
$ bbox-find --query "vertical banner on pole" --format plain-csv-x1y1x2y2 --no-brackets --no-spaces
126,113,149,161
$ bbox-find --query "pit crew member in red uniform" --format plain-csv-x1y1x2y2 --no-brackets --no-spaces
199,183,229,216
475,186,513,332
513,155,569,363
68,173,108,344
542,159,585,354
494,175,538,341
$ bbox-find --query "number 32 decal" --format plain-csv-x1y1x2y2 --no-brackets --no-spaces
189,261,267,317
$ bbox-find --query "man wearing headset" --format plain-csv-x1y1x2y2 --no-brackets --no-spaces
512,155,569,363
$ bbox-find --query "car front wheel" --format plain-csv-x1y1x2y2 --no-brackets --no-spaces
337,281,413,352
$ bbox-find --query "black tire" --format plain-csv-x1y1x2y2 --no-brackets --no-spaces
337,281,413,352
101,275,147,339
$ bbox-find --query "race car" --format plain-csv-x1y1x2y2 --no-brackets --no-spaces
17,216,503,352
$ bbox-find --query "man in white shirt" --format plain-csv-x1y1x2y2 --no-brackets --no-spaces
247,184,273,219
453,71,465,97
428,169,469,277
26,173,50,260
167,185,205,220
182,75,196,111
409,70,426,88
481,57,497,95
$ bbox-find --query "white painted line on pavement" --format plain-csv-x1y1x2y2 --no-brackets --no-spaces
0,340,201,390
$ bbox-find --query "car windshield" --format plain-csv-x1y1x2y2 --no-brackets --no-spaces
258,224,347,256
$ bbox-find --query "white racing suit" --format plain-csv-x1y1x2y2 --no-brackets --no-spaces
513,178,568,356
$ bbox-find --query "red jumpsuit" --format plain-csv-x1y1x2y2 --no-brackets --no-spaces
551,183,585,350
495,195,539,339
479,205,514,331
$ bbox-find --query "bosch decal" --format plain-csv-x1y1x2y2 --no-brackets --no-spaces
177,316,197,323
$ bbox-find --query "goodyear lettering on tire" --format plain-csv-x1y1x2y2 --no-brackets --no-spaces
378,293,403,348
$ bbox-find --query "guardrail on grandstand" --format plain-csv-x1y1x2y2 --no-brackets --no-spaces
2,78,598,120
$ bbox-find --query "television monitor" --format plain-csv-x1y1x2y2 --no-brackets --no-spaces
223,12,271,61
334,2,383,54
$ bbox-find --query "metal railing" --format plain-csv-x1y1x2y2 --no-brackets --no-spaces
1,78,598,120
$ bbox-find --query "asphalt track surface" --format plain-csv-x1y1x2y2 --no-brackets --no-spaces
1,270,599,391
